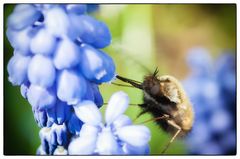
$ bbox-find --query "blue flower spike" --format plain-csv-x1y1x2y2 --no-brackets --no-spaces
6,4,131,155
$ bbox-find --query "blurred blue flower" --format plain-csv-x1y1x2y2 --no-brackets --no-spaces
215,53,236,111
183,47,236,155
68,91,151,155
186,47,213,77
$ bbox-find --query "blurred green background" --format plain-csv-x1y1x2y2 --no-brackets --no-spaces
4,4,236,155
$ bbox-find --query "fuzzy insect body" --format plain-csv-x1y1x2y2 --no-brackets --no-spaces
115,68,194,153
141,74,194,137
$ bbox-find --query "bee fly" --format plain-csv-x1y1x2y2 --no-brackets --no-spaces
115,68,194,154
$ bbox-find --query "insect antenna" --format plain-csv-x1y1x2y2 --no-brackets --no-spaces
116,75,143,90
153,67,159,77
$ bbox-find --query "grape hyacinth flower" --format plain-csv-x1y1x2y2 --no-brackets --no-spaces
6,4,118,155
183,47,236,155
68,91,151,155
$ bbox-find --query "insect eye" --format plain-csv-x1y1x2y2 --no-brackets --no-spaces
150,84,159,95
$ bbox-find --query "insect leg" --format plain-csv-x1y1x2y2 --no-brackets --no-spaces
161,120,182,154
132,104,149,122
135,114,170,125
133,109,149,122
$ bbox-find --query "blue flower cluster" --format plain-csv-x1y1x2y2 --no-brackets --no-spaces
6,4,116,155
68,91,151,155
183,47,236,155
